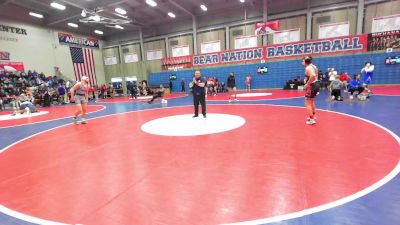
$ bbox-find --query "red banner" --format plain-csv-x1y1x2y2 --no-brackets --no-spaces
0,61,25,72
161,56,192,70
255,20,280,36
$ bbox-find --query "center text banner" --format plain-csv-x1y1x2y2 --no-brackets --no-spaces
193,47,264,66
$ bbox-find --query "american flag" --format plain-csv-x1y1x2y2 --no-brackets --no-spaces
69,47,97,86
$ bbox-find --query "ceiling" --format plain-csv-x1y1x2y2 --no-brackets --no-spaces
0,0,357,42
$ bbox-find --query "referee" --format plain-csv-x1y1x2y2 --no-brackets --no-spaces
189,70,207,118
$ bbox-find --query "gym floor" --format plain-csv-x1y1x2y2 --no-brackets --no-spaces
0,86,399,225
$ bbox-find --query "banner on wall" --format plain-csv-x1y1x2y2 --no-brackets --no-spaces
104,56,118,65
124,53,139,63
172,45,190,57
201,40,221,53
255,20,280,36
266,34,368,59
0,51,10,60
273,28,301,44
318,21,349,39
234,35,258,49
193,47,264,66
161,55,192,70
0,61,24,72
368,30,400,51
58,33,99,48
147,49,163,60
372,14,400,33
385,56,400,65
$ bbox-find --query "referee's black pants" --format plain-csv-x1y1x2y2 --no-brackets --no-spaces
193,92,206,116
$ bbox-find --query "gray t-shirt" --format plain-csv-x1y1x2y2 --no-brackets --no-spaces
331,80,343,90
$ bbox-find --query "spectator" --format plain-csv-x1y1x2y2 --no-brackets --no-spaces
58,83,67,104
245,74,252,92
328,68,337,82
169,79,173,93
328,75,344,101
108,83,114,98
348,74,365,99
181,79,186,92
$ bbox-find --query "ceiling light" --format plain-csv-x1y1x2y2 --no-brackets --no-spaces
145,0,157,7
168,12,176,18
115,25,124,29
115,7,126,15
200,4,207,11
94,30,103,35
240,0,245,2
50,2,66,10
29,12,43,18
67,22,78,28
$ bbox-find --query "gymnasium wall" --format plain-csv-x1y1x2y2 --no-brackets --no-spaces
0,20,106,84
149,52,400,91
103,0,400,87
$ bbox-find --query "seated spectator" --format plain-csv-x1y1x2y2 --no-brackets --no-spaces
348,74,365,99
328,75,344,101
339,72,351,91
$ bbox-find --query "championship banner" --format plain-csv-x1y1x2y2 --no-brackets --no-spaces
266,34,368,59
368,30,400,51
0,51,10,60
161,55,192,70
318,21,349,39
193,47,264,66
0,61,24,72
255,20,279,36
372,14,400,33
172,45,190,57
58,32,99,48
273,28,301,44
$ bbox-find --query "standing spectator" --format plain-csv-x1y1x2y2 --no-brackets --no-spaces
348,74,365,99
328,68,337,82
129,82,138,100
108,83,114,98
58,83,66,104
181,79,186,92
189,70,206,118
245,74,252,92
101,83,107,98
169,79,173,93
93,85,99,101
227,72,237,102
